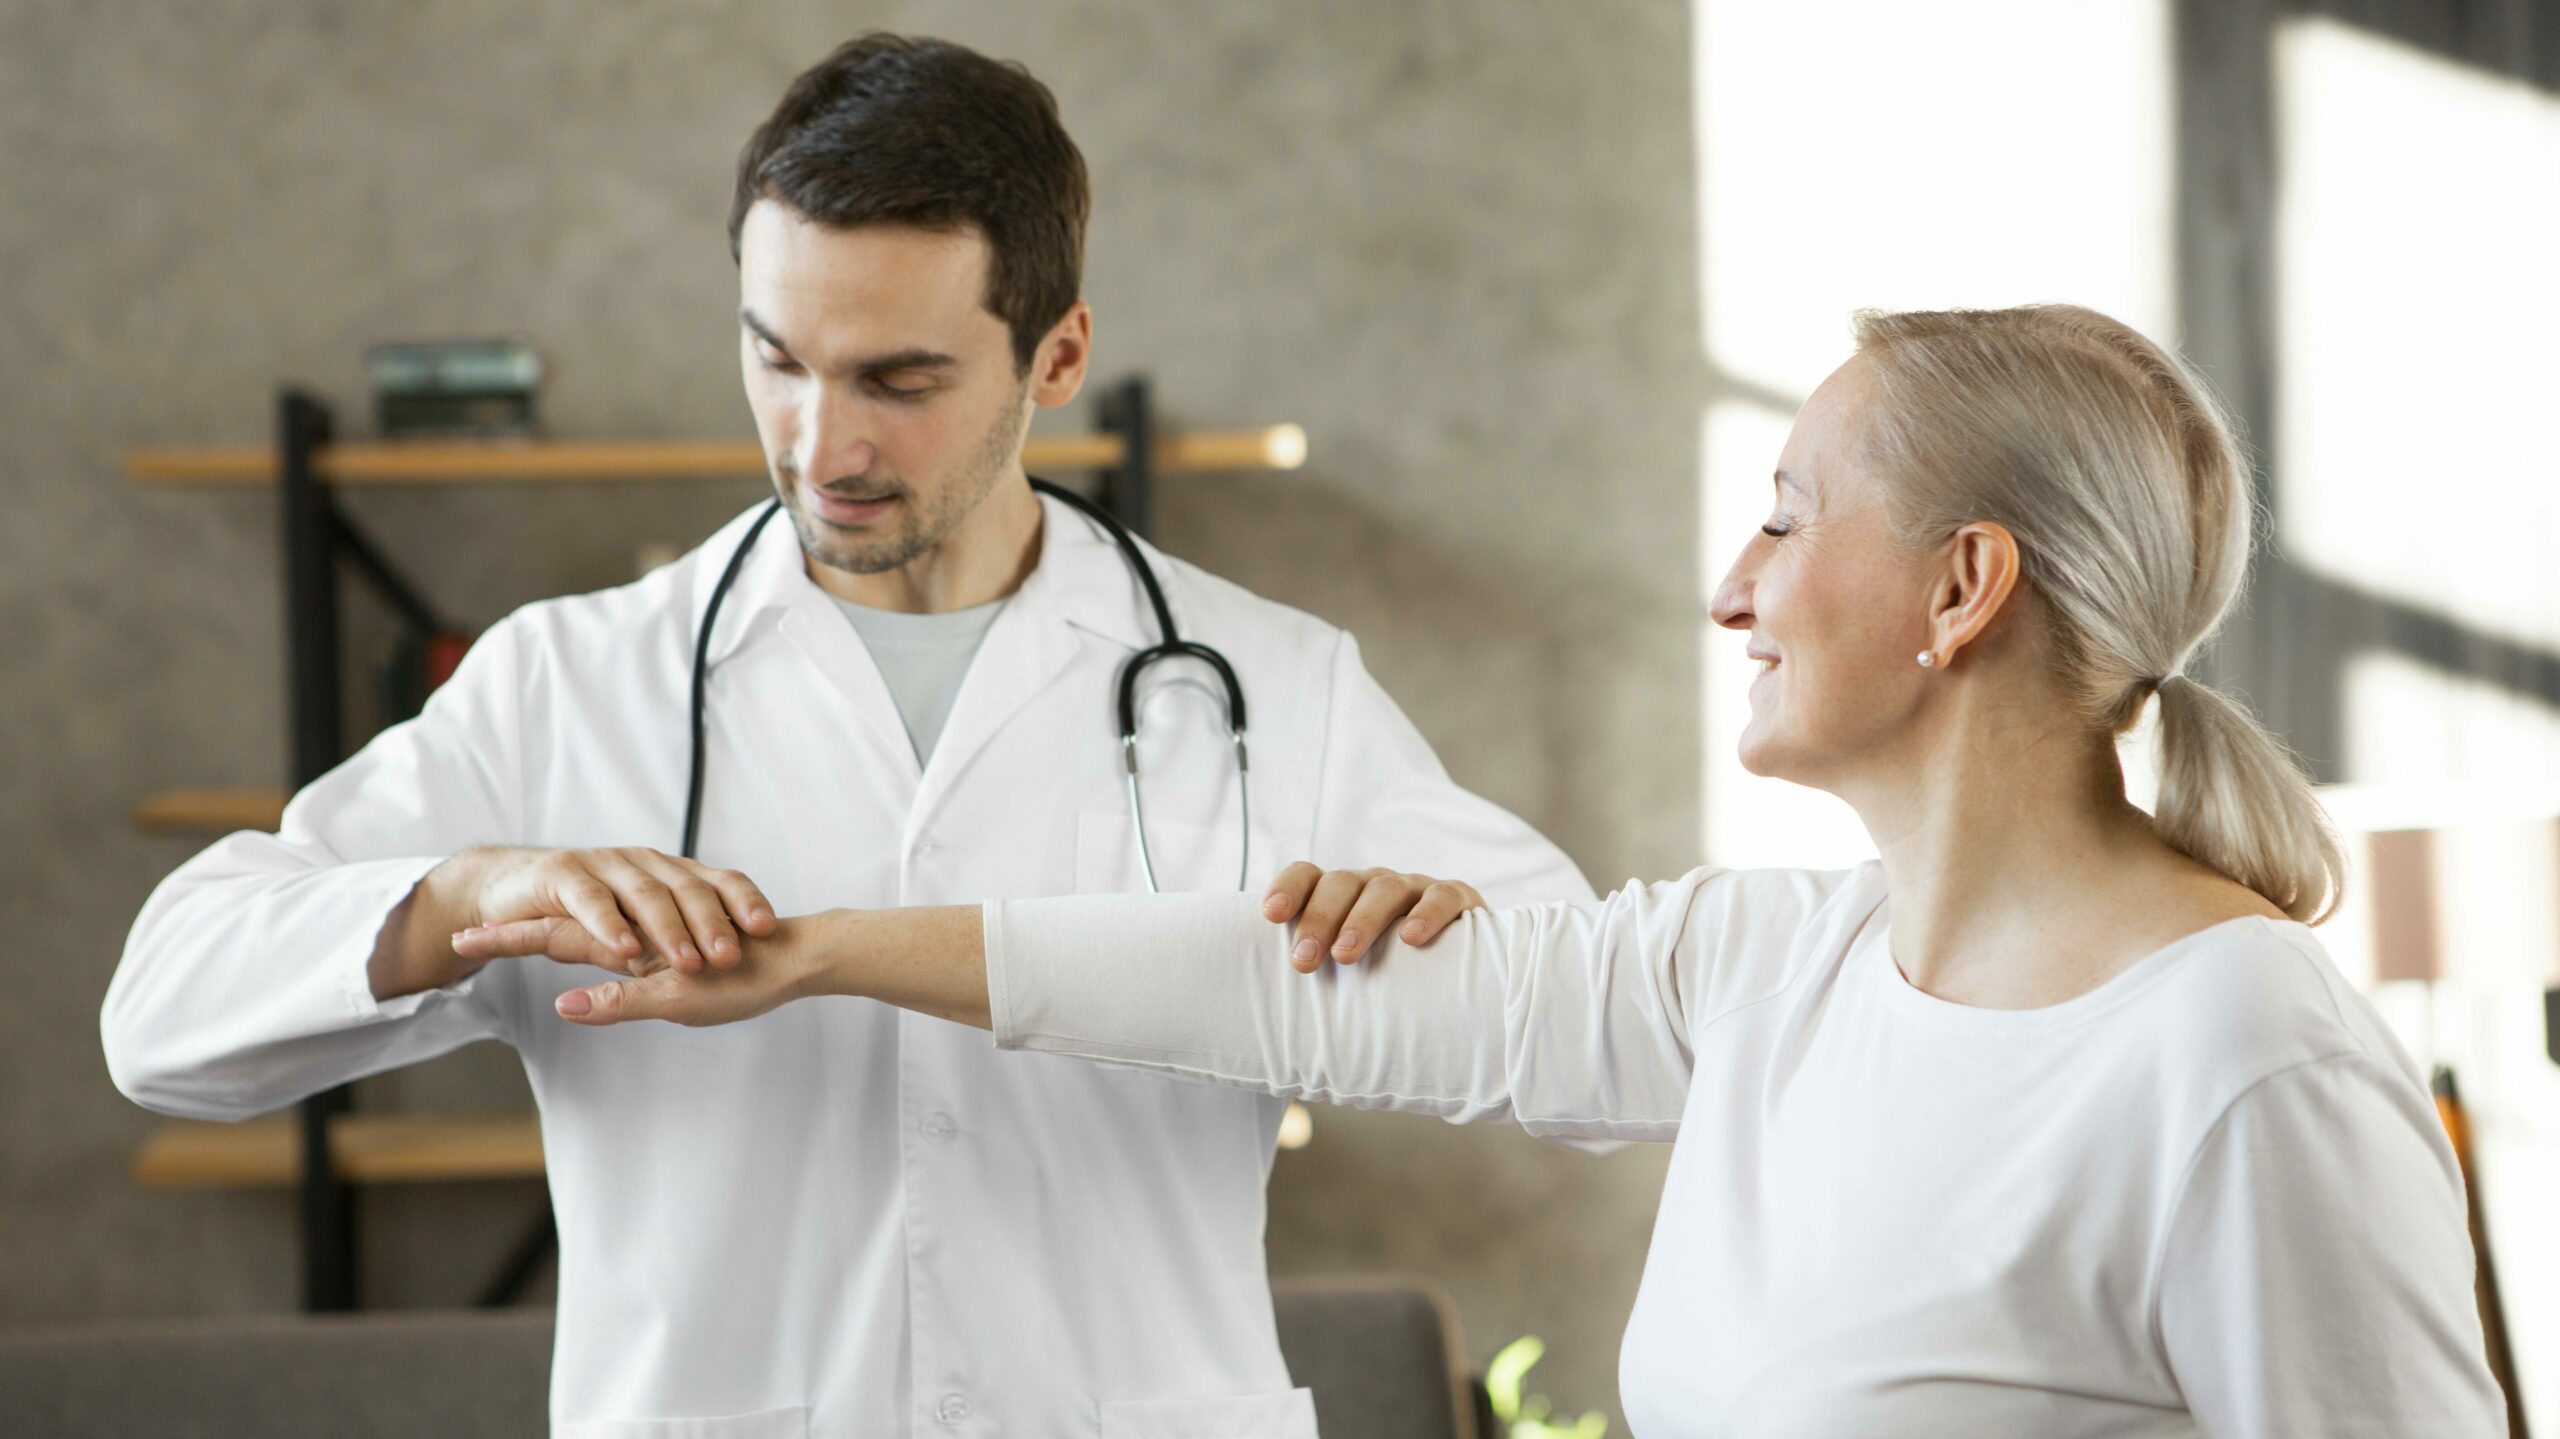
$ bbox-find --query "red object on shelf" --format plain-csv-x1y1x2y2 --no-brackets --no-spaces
425,631,472,693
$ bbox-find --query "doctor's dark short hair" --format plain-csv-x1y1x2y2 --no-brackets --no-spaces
728,33,1089,375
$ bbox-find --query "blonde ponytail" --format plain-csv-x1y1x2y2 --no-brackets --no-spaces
2148,673,2345,923
1852,305,2345,923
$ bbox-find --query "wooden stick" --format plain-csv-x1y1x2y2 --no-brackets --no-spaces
132,1114,545,1187
126,425,1307,487
134,788,288,834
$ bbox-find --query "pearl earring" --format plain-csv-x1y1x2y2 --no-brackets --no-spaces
1917,649,1938,669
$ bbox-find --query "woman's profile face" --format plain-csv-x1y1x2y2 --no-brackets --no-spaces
1710,357,1941,789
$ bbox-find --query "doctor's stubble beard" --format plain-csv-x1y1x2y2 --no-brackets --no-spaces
775,377,1031,577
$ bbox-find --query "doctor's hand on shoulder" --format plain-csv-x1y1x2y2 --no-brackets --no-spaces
375,844,778,1001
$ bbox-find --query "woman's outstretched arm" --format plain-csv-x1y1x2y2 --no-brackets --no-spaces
457,874,1718,1138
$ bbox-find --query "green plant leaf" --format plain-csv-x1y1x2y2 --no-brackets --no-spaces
1485,1335,1546,1420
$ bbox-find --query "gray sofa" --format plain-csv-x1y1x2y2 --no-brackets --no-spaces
0,1275,1477,1438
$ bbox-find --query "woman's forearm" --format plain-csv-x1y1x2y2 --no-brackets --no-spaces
979,884,1704,1138
787,905,992,1029
984,891,1544,1125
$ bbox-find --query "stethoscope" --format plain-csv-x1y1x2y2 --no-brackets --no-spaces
679,478,1250,893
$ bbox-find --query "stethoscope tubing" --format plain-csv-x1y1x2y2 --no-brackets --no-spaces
683,478,1250,893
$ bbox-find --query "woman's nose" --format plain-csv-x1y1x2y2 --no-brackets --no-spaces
1708,564,1753,632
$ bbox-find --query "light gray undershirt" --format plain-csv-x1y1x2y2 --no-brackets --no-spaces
828,594,1008,765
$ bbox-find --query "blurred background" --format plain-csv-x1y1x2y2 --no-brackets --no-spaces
3,0,2555,1432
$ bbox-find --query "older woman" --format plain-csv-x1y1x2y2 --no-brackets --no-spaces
465,305,2505,1436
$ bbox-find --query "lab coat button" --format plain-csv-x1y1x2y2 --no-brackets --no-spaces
921,1111,958,1140
936,1393,971,1424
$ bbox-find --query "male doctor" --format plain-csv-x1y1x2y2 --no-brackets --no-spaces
102,31,1591,1439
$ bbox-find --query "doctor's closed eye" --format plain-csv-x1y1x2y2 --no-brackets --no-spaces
863,372,940,401
753,347,941,402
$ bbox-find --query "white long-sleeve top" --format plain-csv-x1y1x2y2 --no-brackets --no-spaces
102,496,1594,1439
986,861,2508,1437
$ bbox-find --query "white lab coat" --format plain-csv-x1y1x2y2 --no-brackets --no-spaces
102,494,1594,1439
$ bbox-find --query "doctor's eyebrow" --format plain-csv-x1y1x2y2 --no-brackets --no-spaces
739,308,960,377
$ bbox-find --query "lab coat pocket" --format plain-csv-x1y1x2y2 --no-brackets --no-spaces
556,1404,807,1439
1098,1388,1319,1439
1076,809,1279,897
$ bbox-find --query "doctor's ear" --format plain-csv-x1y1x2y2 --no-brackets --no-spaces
1922,520,2022,668
1025,302,1091,410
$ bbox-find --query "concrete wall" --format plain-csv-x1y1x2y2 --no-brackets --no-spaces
0,0,1701,1424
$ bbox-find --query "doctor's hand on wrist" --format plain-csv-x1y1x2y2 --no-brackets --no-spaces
440,844,778,978
451,907,836,1028
1260,862,1486,972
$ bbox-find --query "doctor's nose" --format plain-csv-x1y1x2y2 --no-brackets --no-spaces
795,388,881,485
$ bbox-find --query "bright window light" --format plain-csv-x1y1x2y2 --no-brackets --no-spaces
2276,18,2560,654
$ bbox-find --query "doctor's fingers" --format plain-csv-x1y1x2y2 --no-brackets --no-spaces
610,850,777,968
1285,870,1486,969
1260,861,1327,923
693,861,779,938
1334,873,1479,964
576,850,736,974
1394,880,1485,947
451,915,662,973
1289,867,1396,971
621,849,776,969
526,861,647,965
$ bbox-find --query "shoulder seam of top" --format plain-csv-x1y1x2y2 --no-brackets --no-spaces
2260,918,2366,1048
2138,1045,2392,1367
1693,862,1885,1035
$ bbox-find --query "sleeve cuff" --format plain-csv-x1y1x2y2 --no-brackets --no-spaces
983,898,1022,1048
338,855,487,1023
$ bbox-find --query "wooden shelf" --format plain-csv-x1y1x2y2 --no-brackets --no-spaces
135,788,288,834
127,418,1311,840
133,1113,544,1188
126,425,1307,487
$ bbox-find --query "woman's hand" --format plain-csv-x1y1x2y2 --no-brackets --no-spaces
454,913,824,1027
548,955,799,1028
1259,863,1486,973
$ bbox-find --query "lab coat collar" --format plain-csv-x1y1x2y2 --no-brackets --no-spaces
685,490,1162,672
1009,490,1169,652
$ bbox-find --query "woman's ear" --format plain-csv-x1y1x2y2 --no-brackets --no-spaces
1924,520,2022,667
